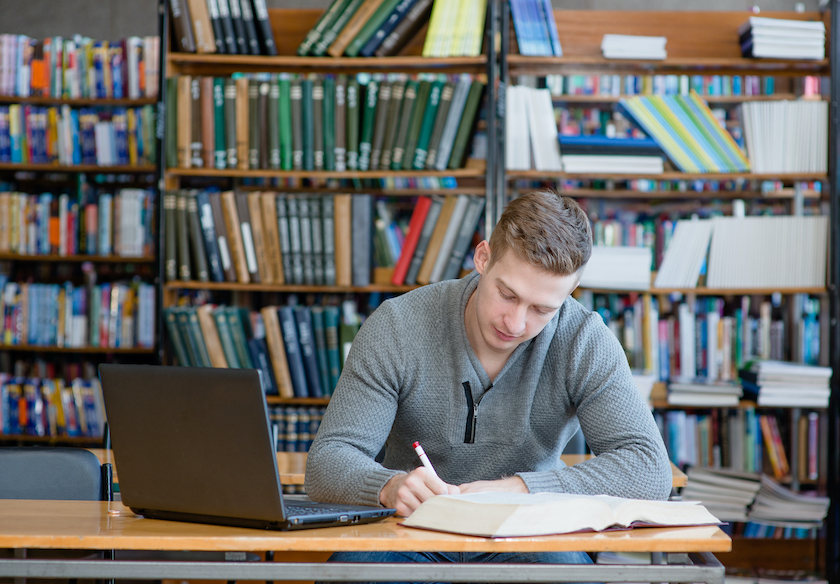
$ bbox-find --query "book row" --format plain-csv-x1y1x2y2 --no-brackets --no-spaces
0,277,156,350
0,104,157,167
655,408,819,481
0,189,156,258
268,405,325,453
742,100,828,174
167,73,485,173
544,73,824,100
0,34,160,99
734,520,819,539
741,16,826,60
164,301,363,399
0,375,105,439
170,0,277,56
577,293,825,384
509,0,562,57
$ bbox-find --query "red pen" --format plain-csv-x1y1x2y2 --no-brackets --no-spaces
412,441,439,479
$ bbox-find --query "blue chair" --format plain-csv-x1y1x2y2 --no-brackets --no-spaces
0,447,112,501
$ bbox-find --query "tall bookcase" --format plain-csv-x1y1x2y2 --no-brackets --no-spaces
0,43,163,446
493,5,839,581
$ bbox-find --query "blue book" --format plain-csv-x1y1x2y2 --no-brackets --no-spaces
293,306,323,398
247,337,279,396
0,106,10,162
539,0,561,56
69,108,81,165
358,0,419,57
509,0,533,56
278,306,309,398
310,306,331,396
323,305,342,391
195,191,225,282
530,0,554,56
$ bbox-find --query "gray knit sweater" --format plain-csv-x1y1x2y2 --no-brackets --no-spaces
305,271,672,507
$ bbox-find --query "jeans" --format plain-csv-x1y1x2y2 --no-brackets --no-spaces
318,549,597,584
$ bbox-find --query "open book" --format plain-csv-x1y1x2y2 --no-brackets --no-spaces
401,492,721,538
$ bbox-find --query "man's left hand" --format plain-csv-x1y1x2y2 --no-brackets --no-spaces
458,476,528,493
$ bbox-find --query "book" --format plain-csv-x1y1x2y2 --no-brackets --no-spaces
441,195,484,281
428,193,469,284
401,492,720,538
234,77,249,169
212,77,226,168
297,0,354,56
260,305,294,398
216,0,239,54
375,0,433,57
205,0,226,54
351,194,373,287
278,305,309,398
312,0,367,56
250,0,279,56
390,78,419,169
227,0,249,54
235,192,260,283
334,194,353,287
220,190,249,283
447,79,484,169
196,304,228,367
294,306,324,398
208,192,236,282
391,195,431,285
401,79,430,170
327,0,387,58
416,194,457,285
247,191,271,283
170,0,197,53
223,77,238,168
195,191,225,282
359,0,420,57
186,0,217,53
404,195,443,285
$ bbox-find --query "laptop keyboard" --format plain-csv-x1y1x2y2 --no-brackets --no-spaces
285,504,351,516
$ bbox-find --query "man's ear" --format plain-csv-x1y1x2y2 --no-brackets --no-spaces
473,240,491,275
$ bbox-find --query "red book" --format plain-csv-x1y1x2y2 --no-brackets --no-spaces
391,196,432,286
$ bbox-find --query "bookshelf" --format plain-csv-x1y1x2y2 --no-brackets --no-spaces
158,0,496,420
0,32,163,445
497,5,837,581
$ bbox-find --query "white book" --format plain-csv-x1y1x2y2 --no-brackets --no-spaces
678,302,696,382
579,246,651,290
428,194,470,284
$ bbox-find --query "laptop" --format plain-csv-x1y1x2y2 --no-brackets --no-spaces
98,363,396,530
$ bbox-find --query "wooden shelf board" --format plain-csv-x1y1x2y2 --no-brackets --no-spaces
165,281,418,293
0,253,155,263
167,168,484,179
509,171,828,181
237,186,487,196
0,96,158,106
509,55,829,75
553,189,821,200
0,434,103,444
0,163,157,173
167,54,487,73
0,344,156,354
266,397,330,406
581,286,826,296
550,93,816,103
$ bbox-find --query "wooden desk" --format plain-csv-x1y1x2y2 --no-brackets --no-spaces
0,499,729,583
88,450,688,488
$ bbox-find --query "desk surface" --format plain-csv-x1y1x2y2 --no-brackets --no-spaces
88,450,688,488
0,499,730,554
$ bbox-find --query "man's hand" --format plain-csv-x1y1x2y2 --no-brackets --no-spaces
458,476,528,494
379,468,460,517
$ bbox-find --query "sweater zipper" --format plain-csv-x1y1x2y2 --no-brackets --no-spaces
462,381,492,444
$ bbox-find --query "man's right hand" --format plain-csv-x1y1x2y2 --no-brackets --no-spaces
379,468,460,517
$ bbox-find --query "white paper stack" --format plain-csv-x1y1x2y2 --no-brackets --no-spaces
601,34,667,60
741,100,828,174
749,360,832,408
681,467,761,523
739,16,825,60
579,246,652,290
561,155,663,174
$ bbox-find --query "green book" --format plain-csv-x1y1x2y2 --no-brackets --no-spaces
358,79,378,171
212,77,227,169
412,79,443,169
164,307,191,366
277,74,292,170
323,305,341,390
447,80,485,169
163,190,177,281
401,79,431,170
224,77,238,168
212,306,241,368
165,77,178,169
344,0,404,58
311,0,366,56
248,79,260,168
346,76,360,172
424,79,455,169
290,77,303,170
225,305,254,369
380,78,405,169
323,75,336,171
369,80,391,170
312,76,324,171
301,77,314,171
334,74,347,171
390,78,418,170
297,0,354,56
267,74,280,169
187,307,212,367
176,308,201,368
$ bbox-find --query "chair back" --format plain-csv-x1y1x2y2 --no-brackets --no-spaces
0,447,109,500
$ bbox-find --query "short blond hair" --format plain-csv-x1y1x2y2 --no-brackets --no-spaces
487,191,592,276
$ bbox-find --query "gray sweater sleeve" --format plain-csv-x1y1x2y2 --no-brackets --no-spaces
305,302,406,507
517,311,673,501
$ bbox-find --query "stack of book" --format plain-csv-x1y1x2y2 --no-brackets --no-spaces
667,380,743,407
269,404,326,453
740,360,832,408
746,474,830,535
601,34,666,60
741,100,828,174
680,466,761,523
505,85,561,171
577,246,652,291
510,0,563,57
619,92,751,173
422,0,487,57
163,301,364,399
170,0,277,55
0,34,160,99
167,73,485,173
559,136,665,174
739,16,826,60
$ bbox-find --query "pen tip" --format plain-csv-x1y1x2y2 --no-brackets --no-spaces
412,441,420,448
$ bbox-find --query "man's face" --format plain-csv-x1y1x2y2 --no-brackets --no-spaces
471,242,580,355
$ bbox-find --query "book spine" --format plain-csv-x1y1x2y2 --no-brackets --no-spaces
247,78,259,168
346,77,359,171
205,0,227,54
357,79,378,172
196,191,225,282
277,75,293,170
294,306,324,398
290,78,303,170
375,0,433,57
401,80,431,170
278,305,310,398
369,80,391,170
216,0,239,54
250,0,279,55
447,80,484,169
169,0,197,53
236,0,261,55
412,79,442,169
334,74,347,171
212,77,226,168
390,78,417,169
312,76,324,171
297,0,352,56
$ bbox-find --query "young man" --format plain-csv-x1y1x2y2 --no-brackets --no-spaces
306,191,671,569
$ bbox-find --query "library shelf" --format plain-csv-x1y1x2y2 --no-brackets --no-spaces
508,171,829,181
549,94,810,104
0,163,157,173
166,168,486,180
556,189,822,200
266,397,330,406
0,96,158,107
0,253,156,263
236,187,488,197
650,399,827,411
0,345,157,354
164,281,417,294
579,286,827,296
167,53,488,74
0,434,104,445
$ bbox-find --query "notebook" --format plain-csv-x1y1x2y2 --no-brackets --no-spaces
98,364,396,530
